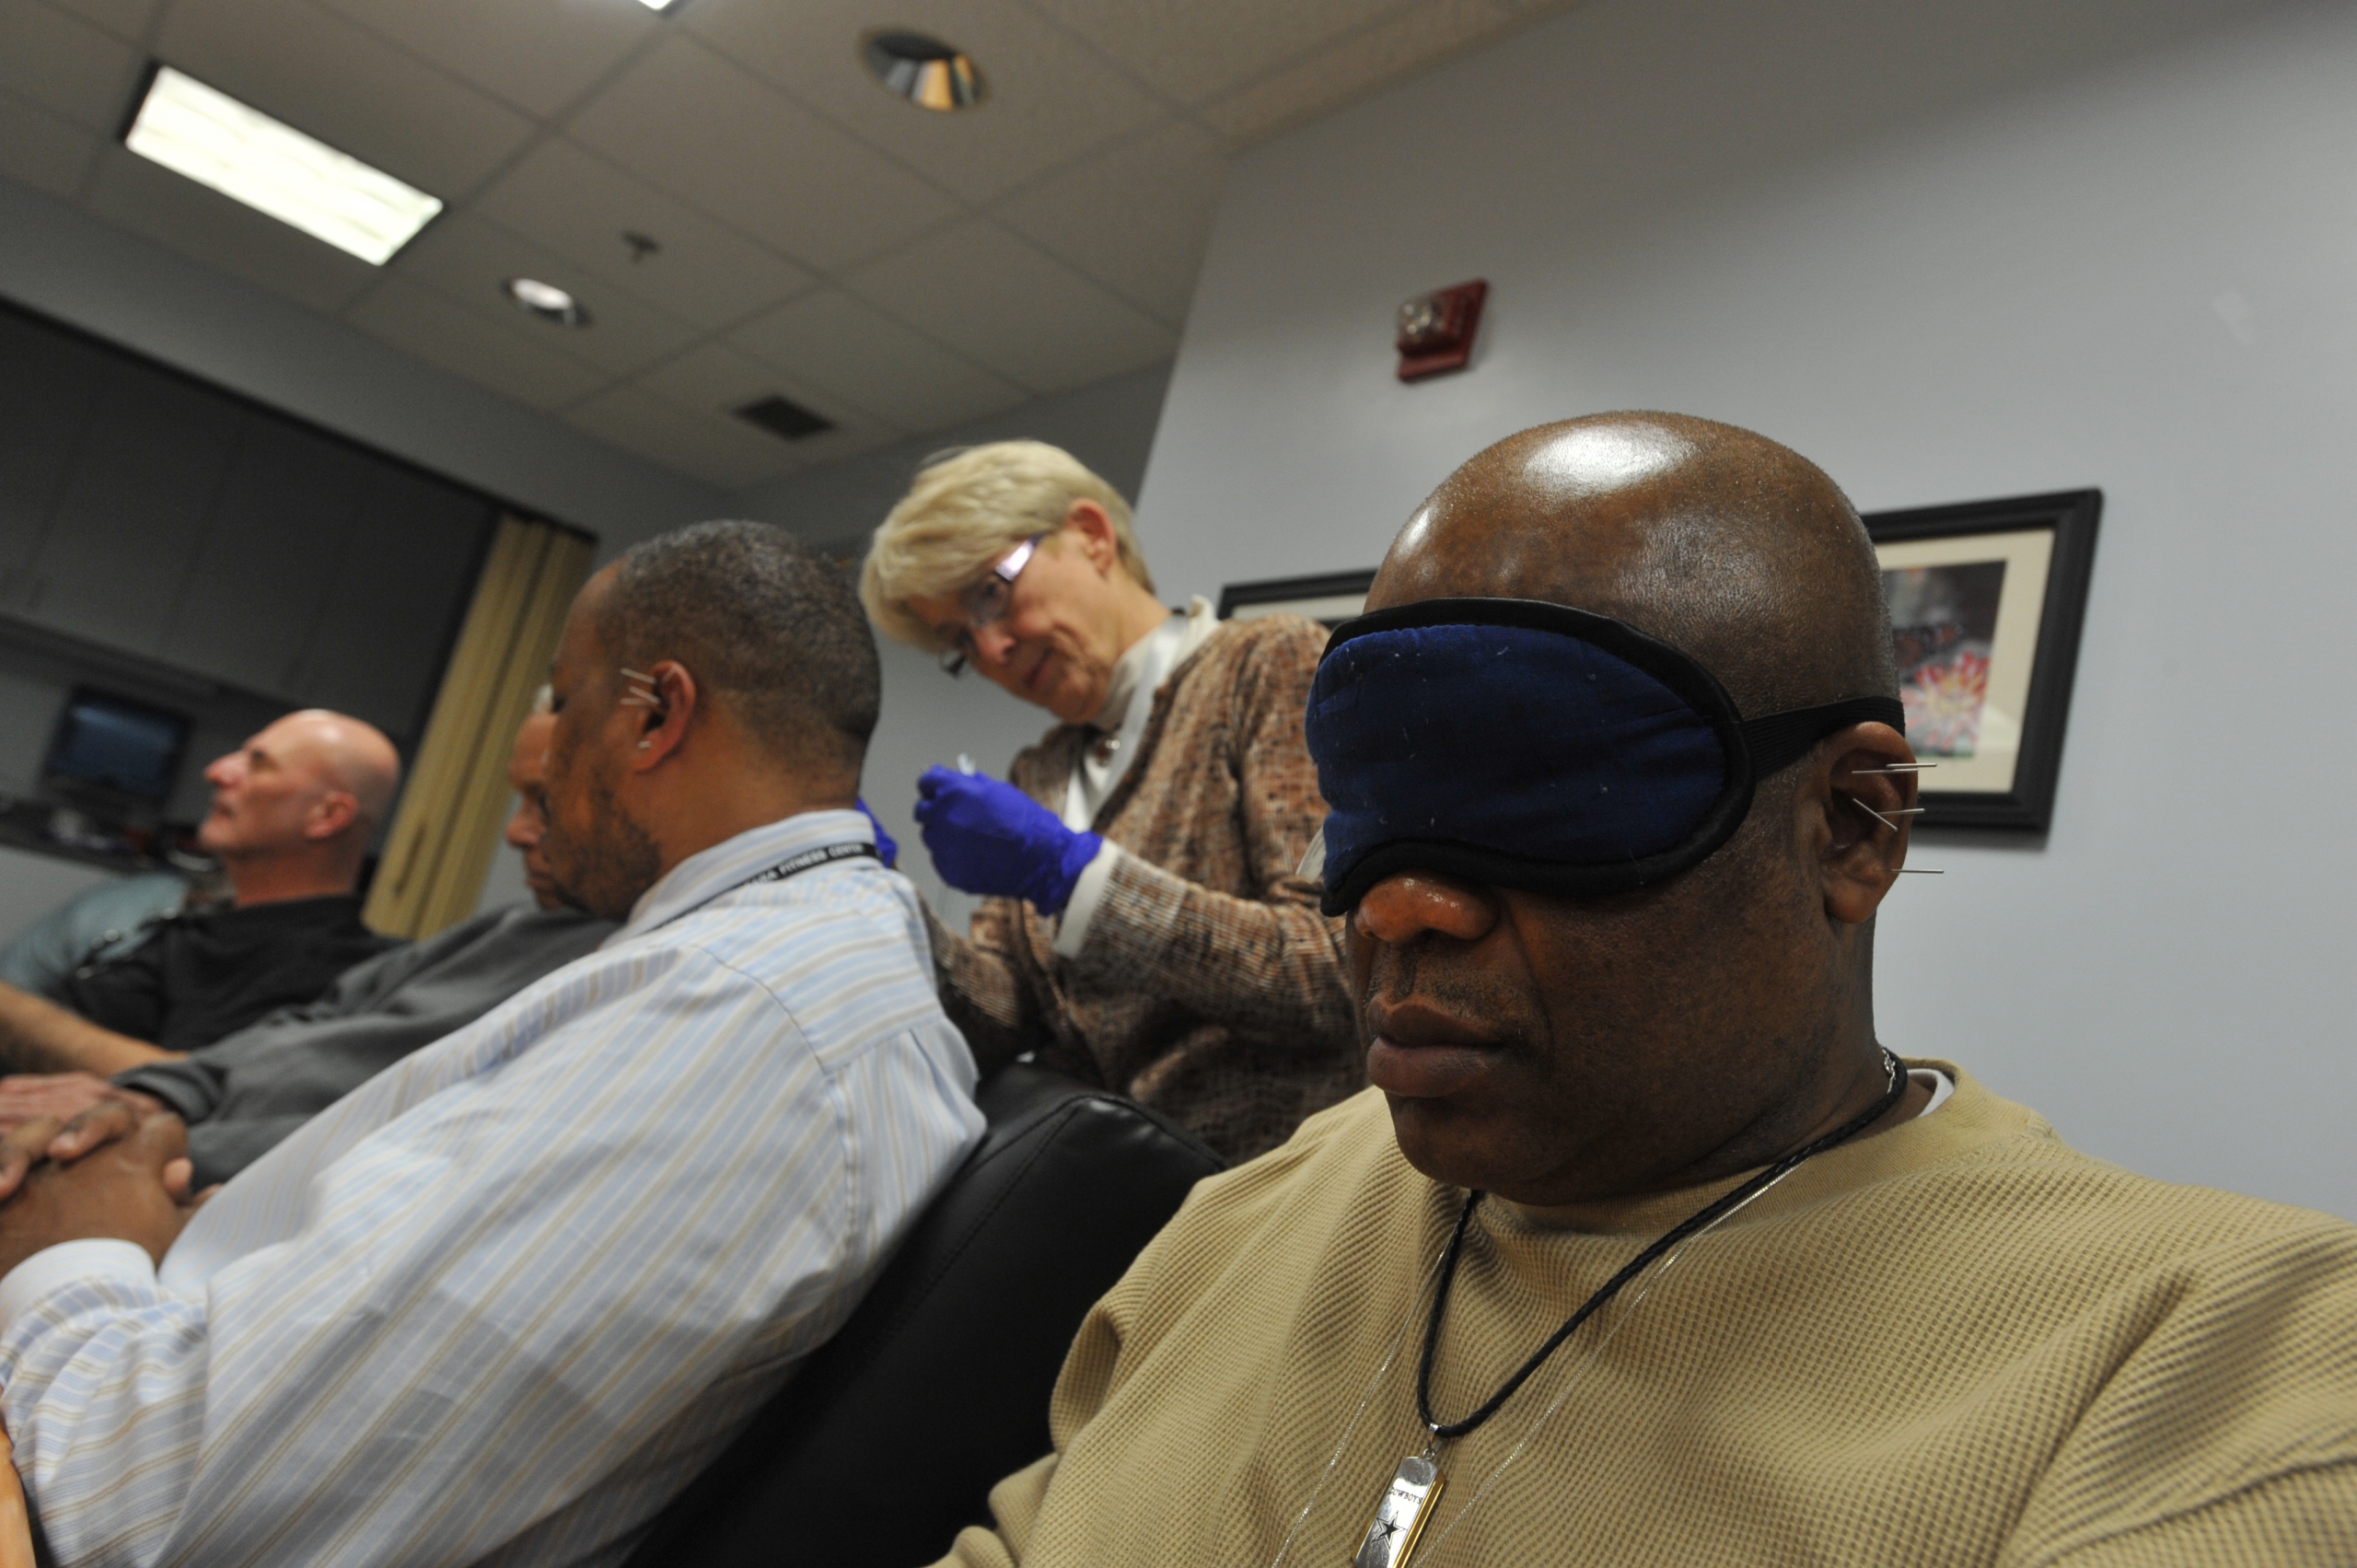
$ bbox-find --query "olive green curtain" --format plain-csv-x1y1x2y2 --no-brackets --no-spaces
365,516,595,939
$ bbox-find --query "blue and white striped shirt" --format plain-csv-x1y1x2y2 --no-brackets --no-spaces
0,809,982,1567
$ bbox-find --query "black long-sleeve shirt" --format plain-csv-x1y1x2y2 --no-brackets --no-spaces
52,893,397,1053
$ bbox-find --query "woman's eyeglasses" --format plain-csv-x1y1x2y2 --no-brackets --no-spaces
937,534,1043,676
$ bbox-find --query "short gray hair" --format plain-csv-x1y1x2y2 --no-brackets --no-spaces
860,441,1153,652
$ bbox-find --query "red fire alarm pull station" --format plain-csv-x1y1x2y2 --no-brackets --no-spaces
1396,280,1488,381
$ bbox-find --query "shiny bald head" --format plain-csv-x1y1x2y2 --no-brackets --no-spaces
1372,412,1897,715
1351,413,1922,1209
198,708,402,902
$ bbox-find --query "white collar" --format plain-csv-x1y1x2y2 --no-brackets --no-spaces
1093,597,1218,733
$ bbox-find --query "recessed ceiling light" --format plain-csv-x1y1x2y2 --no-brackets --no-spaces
505,277,591,327
635,0,680,10
861,30,986,111
122,64,442,264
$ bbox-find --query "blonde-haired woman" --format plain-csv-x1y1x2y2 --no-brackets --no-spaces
863,441,1357,1161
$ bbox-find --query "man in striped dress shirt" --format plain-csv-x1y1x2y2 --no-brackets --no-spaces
0,520,984,1567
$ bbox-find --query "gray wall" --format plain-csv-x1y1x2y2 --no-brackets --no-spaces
1137,0,2357,1215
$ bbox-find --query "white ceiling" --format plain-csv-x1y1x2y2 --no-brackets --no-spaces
0,0,1573,491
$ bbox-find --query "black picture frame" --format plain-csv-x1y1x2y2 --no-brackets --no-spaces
1215,570,1378,626
1864,488,2101,833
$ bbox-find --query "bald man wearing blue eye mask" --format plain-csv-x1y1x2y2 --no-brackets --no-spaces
929,414,2357,1568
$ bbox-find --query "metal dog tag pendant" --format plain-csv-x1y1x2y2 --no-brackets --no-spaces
1352,1454,1446,1568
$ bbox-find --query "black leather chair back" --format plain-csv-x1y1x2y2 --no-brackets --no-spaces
622,1065,1224,1568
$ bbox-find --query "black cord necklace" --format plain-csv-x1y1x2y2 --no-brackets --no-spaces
1348,1051,1910,1568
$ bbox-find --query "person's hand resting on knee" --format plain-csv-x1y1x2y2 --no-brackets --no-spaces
0,1095,210,1274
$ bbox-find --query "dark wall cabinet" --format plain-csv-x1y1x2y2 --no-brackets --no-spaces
0,311,108,588
31,362,244,651
0,305,496,746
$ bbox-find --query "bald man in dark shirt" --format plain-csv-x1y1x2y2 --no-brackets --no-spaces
0,709,401,1076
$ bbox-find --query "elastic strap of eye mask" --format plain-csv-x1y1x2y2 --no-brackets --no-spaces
1740,696,1910,777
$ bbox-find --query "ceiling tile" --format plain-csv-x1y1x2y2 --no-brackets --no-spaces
1020,0,1414,104
567,35,962,271
1200,0,1522,145
390,210,704,377
309,0,656,120
472,137,817,331
564,384,804,490
842,219,1176,393
0,89,103,198
345,273,610,409
41,0,161,44
633,341,781,416
156,0,539,198
0,1,142,133
84,145,382,312
731,289,1028,433
991,117,1226,327
686,0,1161,203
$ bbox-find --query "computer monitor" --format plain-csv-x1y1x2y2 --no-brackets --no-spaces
41,688,191,807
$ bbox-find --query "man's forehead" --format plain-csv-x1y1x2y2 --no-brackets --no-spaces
1371,488,1668,615
553,568,619,668
1366,420,1793,624
551,612,602,676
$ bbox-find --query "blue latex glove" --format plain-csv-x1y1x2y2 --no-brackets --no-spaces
853,797,899,869
914,765,1102,914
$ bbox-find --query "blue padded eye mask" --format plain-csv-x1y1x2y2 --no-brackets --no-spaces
1305,598,1905,914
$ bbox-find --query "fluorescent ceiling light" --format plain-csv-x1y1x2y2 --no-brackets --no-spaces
123,65,443,265
636,0,680,10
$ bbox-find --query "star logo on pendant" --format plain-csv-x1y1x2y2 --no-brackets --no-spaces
1375,1516,1402,1545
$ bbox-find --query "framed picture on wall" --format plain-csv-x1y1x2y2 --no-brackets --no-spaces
1215,570,1377,627
1864,489,2101,833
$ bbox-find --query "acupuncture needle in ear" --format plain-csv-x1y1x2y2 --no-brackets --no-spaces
1852,800,1924,832
618,667,666,709
1849,800,1942,872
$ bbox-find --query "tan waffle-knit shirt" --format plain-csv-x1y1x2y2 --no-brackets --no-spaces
938,1067,2357,1566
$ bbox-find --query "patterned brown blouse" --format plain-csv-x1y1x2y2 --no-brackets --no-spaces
925,614,1364,1162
